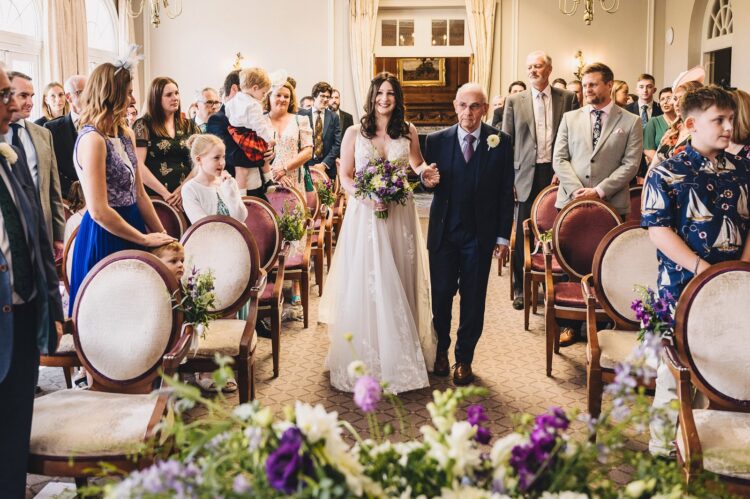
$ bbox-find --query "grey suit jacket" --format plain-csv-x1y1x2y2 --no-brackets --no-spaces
501,87,579,203
552,104,642,215
1,120,65,243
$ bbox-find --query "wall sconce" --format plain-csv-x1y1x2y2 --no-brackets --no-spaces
573,50,585,80
232,52,244,71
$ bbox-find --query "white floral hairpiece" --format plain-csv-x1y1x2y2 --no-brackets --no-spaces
0,143,18,165
268,69,289,91
114,44,144,75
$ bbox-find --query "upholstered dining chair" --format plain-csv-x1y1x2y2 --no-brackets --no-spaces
243,197,286,377
665,261,750,495
61,225,78,292
29,250,191,485
266,186,313,328
581,221,659,417
499,187,518,280
310,166,335,269
629,186,643,222
522,185,565,330
150,195,189,239
303,183,327,296
543,198,621,376
179,216,264,403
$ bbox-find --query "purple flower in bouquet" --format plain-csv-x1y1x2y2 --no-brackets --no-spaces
265,427,312,494
353,375,381,413
509,408,569,492
466,404,492,444
354,157,414,219
631,285,676,341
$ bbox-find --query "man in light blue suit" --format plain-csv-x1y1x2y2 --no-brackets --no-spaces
0,65,64,498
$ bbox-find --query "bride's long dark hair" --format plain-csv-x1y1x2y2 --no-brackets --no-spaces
360,72,411,140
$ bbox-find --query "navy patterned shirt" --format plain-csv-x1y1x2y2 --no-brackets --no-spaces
641,143,750,300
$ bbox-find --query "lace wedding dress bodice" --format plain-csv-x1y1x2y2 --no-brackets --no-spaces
320,127,436,394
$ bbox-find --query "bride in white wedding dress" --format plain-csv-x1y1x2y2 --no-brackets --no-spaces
319,72,441,393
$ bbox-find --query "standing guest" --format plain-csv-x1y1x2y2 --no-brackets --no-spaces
329,88,354,136
643,88,677,163
134,77,201,207
491,95,503,109
553,62,642,345
650,77,705,169
299,82,341,181
126,104,138,128
611,80,630,108
299,96,313,110
194,87,220,133
187,102,198,121
551,78,567,89
69,62,173,314
0,64,64,499
626,74,663,128
641,85,750,456
34,82,69,126
502,51,578,311
728,89,750,155
2,71,65,257
566,80,584,107
44,74,87,198
206,69,271,197
491,80,526,128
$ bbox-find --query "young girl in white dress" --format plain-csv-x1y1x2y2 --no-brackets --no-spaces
319,72,440,394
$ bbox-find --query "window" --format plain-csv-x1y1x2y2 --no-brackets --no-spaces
432,19,464,46
0,0,43,117
86,0,118,70
707,0,733,39
448,20,464,46
381,19,414,47
431,20,447,46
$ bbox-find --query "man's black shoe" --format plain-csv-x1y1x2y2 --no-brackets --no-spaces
256,320,273,339
512,296,524,310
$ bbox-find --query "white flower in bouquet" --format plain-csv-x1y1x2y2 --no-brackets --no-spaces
444,421,482,476
294,401,339,444
491,432,526,469
233,403,255,421
439,484,505,499
539,492,589,499
347,360,367,379
0,143,18,165
254,406,273,427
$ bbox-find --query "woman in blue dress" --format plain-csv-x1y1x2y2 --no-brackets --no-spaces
68,61,174,314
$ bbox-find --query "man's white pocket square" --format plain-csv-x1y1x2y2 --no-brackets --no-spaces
614,128,625,134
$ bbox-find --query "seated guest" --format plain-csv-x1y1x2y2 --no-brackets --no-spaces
552,77,567,89
151,240,185,281
491,80,526,128
644,87,677,163
641,85,750,457
63,181,86,244
299,81,341,181
134,77,201,206
194,87,220,133
566,79,584,107
35,81,69,126
44,74,87,198
299,95,313,110
611,80,630,108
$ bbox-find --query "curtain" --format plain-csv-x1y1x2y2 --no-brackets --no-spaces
118,0,142,106
464,0,497,96
47,0,88,83
349,0,379,118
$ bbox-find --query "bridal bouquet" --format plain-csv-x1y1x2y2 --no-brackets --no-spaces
354,158,414,220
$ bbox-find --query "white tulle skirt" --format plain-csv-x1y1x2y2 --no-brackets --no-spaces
319,195,436,394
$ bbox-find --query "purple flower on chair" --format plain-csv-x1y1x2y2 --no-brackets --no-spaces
265,427,312,494
353,375,382,413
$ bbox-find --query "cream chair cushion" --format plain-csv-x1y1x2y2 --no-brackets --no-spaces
76,259,173,381
599,228,658,322
183,222,252,312
588,329,640,369
56,334,75,354
685,270,750,401
676,409,750,479
30,390,157,457
193,319,257,358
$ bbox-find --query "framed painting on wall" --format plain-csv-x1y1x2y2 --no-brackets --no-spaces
397,58,446,86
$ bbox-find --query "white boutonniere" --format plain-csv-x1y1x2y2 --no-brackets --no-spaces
487,133,501,151
0,143,18,165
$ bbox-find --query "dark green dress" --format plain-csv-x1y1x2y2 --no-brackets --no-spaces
133,115,200,193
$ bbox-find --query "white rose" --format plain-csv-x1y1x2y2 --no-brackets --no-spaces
486,133,501,149
0,143,18,165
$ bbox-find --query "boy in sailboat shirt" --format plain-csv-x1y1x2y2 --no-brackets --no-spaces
641,85,750,457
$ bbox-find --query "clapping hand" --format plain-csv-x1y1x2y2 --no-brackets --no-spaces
421,163,440,188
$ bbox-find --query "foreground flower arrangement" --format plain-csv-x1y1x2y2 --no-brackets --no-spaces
86,335,719,498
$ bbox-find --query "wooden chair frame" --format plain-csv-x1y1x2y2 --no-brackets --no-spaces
310,166,336,270
179,216,265,403
150,195,189,239
29,251,192,484
543,198,621,376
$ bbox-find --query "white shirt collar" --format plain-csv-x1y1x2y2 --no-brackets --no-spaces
590,100,615,116
71,110,80,125
531,84,552,100
10,118,26,129
637,99,653,109
457,124,481,144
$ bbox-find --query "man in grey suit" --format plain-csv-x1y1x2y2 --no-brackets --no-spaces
2,72,65,256
552,62,642,344
0,65,64,498
502,51,579,311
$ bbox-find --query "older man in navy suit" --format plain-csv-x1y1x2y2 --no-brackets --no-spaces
0,65,63,498
423,83,515,385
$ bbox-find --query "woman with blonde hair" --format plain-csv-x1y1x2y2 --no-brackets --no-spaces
612,80,630,108
728,89,750,156
34,81,69,126
68,62,173,314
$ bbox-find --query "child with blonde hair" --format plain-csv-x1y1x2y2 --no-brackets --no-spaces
181,134,248,224
224,67,276,166
150,241,185,281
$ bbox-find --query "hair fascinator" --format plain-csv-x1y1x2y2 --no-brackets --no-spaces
671,66,706,92
269,69,289,91
114,44,144,74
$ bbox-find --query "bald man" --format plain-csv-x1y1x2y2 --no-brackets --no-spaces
423,83,515,385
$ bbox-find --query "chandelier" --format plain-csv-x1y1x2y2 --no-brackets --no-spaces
559,0,620,25
126,0,183,28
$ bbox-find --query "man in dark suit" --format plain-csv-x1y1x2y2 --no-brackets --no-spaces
502,51,579,312
44,74,86,199
625,73,662,127
0,65,64,498
329,88,354,136
424,83,515,385
207,69,269,198
298,81,341,180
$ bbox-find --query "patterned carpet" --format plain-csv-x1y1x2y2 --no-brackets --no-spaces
28,194,636,496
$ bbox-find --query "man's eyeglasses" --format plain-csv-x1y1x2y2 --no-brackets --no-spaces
0,88,15,105
200,100,221,107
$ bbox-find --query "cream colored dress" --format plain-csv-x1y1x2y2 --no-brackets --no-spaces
319,127,436,394
271,114,313,192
